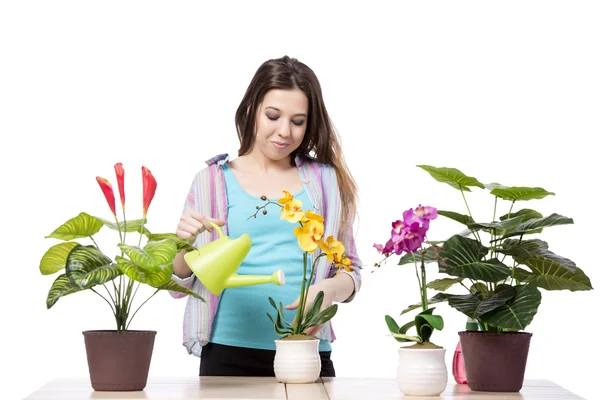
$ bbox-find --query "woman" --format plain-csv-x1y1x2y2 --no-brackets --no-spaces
170,55,362,377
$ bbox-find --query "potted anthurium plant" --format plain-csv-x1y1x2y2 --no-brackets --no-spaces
39,163,203,391
374,205,448,396
416,165,593,392
250,191,354,384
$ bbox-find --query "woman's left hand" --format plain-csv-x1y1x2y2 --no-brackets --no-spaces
285,279,335,336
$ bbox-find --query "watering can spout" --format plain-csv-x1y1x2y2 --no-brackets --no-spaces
225,270,286,289
184,222,286,296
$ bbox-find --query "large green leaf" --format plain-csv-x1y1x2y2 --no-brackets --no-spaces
437,210,476,227
98,218,149,234
417,165,485,191
468,215,526,235
158,279,205,301
400,292,448,315
511,249,592,291
446,293,484,319
438,235,511,282
46,274,86,309
385,315,412,343
427,277,464,291
500,213,574,239
39,242,79,275
499,209,543,223
499,239,549,256
45,212,104,240
480,285,542,330
146,232,195,252
490,186,555,201
116,256,172,287
65,245,120,289
118,239,177,272
398,246,441,265
476,285,517,316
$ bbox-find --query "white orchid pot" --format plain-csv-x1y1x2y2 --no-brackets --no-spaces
273,339,321,384
396,347,448,396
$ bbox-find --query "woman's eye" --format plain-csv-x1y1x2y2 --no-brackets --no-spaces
292,120,305,126
266,114,279,121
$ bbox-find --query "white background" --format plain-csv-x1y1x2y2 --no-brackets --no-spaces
1,1,599,399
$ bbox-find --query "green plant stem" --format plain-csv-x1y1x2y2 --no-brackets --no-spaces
91,287,116,316
412,253,423,309
126,288,160,330
420,254,428,311
460,189,481,242
294,253,309,334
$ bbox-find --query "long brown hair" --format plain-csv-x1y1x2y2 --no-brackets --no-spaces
235,56,358,225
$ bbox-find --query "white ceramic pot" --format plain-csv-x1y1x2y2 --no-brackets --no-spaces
396,347,448,396
273,339,321,384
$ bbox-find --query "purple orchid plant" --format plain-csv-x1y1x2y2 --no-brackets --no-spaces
374,205,445,348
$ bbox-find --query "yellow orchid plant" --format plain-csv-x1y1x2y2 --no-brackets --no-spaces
250,191,353,338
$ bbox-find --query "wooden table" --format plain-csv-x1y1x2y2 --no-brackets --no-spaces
25,377,584,399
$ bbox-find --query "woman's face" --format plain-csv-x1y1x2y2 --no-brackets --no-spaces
252,88,309,163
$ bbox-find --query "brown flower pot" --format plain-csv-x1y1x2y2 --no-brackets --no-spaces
83,330,156,391
459,331,532,392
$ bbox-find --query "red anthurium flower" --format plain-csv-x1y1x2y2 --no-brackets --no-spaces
142,166,157,218
114,163,125,210
96,177,117,218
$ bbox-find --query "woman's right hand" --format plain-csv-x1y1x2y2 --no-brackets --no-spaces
176,209,226,243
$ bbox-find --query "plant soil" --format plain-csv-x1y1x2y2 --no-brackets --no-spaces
279,334,317,341
405,341,442,349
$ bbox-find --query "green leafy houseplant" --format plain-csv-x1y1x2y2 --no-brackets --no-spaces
417,165,593,332
251,191,355,339
39,163,203,331
374,205,445,348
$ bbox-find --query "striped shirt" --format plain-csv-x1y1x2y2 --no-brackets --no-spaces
170,153,362,357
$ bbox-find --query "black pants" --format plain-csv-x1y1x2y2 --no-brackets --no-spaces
199,342,336,377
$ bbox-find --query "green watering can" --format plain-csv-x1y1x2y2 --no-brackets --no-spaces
184,222,285,296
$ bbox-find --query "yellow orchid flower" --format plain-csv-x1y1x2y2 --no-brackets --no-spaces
318,236,346,262
293,219,325,253
333,253,354,272
278,190,294,205
300,210,324,224
280,199,304,223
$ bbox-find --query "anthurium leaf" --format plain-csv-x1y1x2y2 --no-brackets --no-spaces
401,292,448,315
158,279,205,302
446,293,484,319
146,232,195,252
417,165,485,191
65,245,120,289
480,285,542,330
469,215,526,235
118,239,177,272
46,274,86,309
470,282,489,296
476,285,517,316
98,218,150,235
499,209,543,223
398,246,441,265
115,256,172,287
438,235,511,282
427,277,463,291
45,212,105,240
499,239,549,256
437,210,476,227
512,250,592,291
500,213,574,239
490,186,555,201
40,242,79,275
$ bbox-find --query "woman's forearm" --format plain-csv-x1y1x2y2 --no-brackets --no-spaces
173,250,193,279
328,272,355,303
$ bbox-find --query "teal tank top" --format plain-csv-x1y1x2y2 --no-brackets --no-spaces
210,163,332,351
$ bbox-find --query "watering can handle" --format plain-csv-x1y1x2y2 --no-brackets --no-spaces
208,221,224,237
